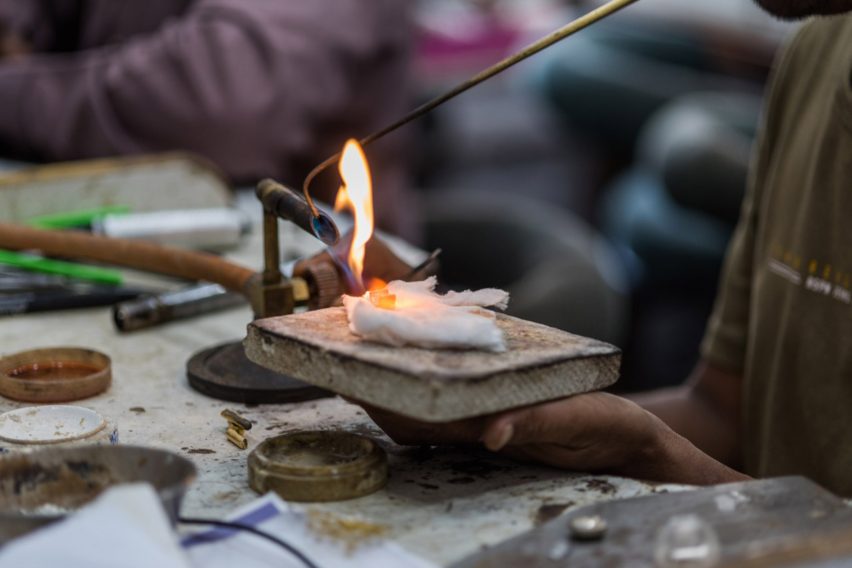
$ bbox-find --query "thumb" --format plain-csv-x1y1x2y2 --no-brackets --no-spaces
482,398,582,452
481,407,539,451
481,421,514,452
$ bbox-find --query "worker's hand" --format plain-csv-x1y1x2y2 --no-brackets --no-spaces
293,234,436,297
358,402,490,446
362,393,679,480
360,236,423,283
478,393,674,478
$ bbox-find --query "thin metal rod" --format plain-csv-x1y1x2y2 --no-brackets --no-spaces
403,248,441,280
301,0,640,215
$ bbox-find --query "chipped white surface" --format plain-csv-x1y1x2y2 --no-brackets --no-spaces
0,203,690,565
0,405,104,444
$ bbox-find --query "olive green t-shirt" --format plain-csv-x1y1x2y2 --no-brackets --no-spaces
701,14,852,495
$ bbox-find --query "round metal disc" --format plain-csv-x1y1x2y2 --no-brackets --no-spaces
186,341,332,404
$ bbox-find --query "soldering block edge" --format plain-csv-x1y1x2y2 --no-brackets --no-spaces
244,307,620,423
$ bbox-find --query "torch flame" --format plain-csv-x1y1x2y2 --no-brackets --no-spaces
334,139,374,291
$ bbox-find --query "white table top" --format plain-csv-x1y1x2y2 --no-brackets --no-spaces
0,195,685,565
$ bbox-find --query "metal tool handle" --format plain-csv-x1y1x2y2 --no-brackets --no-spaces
113,283,245,332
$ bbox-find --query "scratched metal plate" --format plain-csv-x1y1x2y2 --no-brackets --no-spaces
451,476,852,567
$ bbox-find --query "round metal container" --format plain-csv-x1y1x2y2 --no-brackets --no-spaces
248,430,387,502
0,347,111,403
0,445,196,541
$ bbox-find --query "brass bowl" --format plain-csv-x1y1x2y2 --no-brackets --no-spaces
249,430,387,502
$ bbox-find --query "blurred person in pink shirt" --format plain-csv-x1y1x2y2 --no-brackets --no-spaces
0,0,414,235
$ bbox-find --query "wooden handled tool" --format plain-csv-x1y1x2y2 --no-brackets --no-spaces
0,223,256,294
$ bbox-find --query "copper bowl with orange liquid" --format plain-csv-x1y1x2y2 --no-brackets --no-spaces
0,347,111,403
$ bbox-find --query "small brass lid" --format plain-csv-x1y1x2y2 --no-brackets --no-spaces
248,430,387,502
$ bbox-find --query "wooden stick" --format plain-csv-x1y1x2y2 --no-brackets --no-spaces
0,223,256,294
301,0,640,215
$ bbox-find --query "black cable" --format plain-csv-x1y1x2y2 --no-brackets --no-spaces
178,516,319,568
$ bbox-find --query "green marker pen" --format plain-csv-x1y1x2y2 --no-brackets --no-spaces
28,205,131,230
0,250,123,285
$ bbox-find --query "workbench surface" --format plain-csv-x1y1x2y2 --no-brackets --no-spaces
0,198,688,566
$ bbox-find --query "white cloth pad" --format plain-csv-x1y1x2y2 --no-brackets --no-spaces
342,277,510,352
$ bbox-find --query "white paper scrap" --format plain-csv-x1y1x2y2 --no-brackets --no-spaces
0,484,191,568
182,493,437,568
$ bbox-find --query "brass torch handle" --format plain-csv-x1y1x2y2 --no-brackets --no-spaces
0,223,256,294
256,179,339,245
